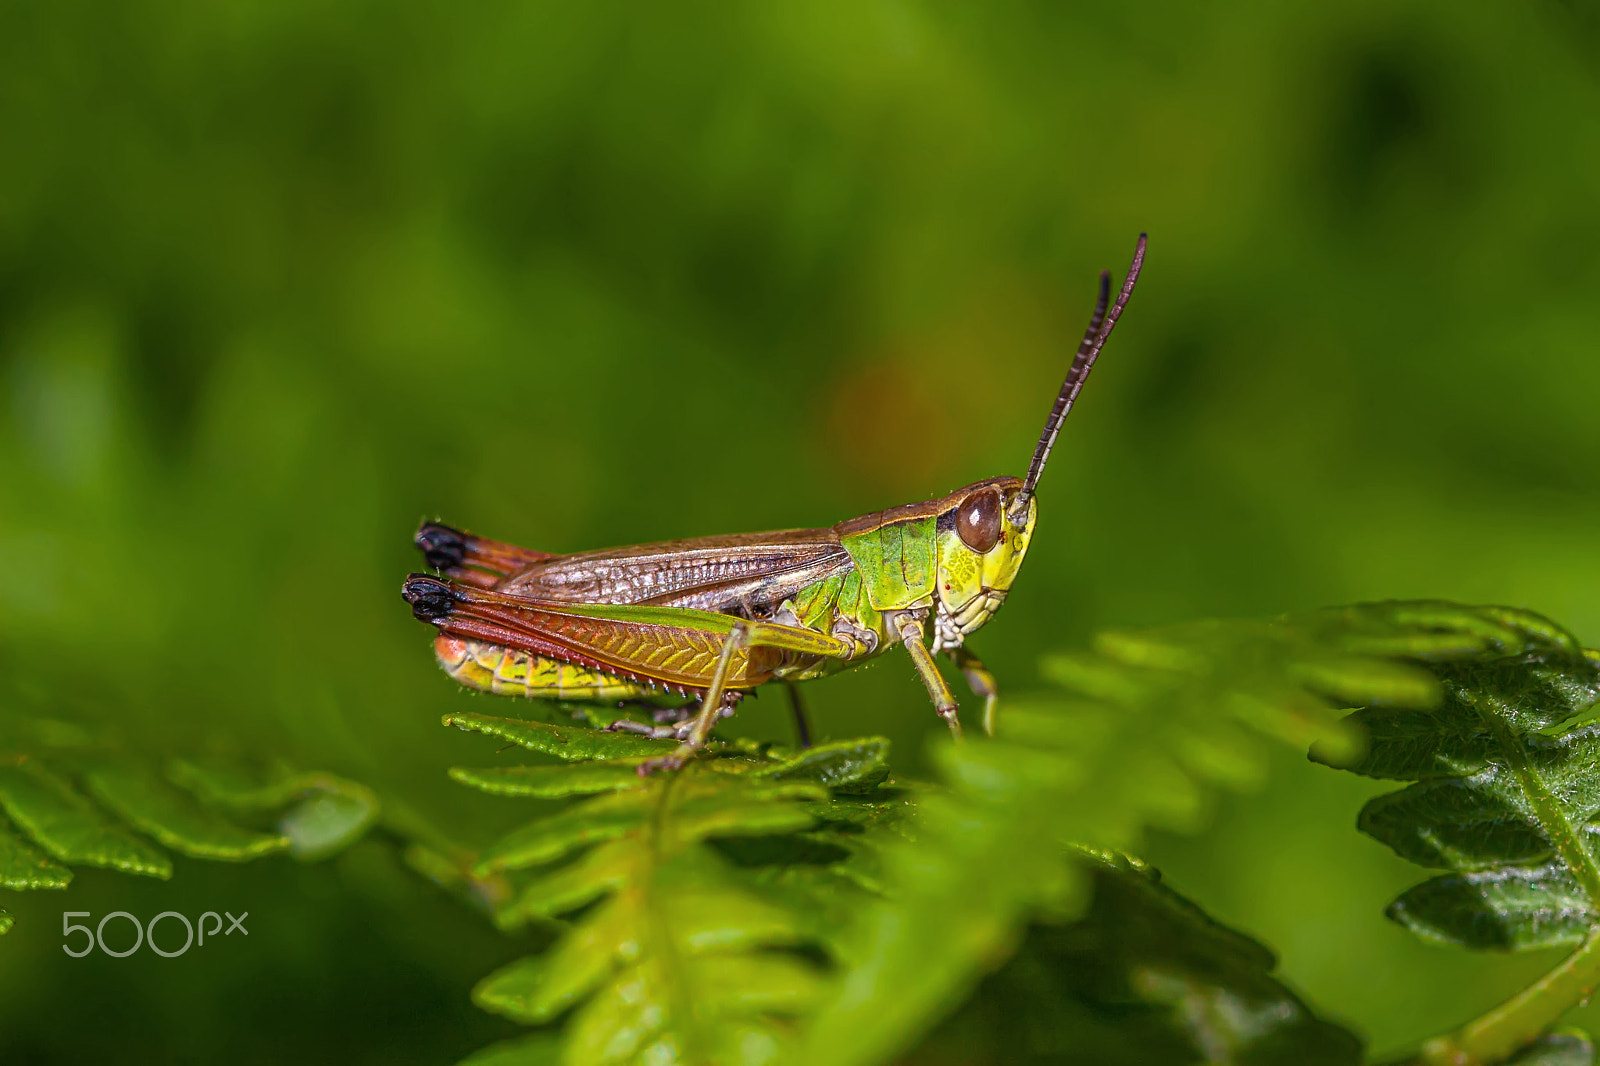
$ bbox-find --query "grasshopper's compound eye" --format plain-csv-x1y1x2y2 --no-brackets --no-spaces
956,488,1003,554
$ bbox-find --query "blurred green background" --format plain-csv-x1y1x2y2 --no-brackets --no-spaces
2,1,1598,1061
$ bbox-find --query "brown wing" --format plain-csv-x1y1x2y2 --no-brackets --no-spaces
403,576,849,694
497,528,856,615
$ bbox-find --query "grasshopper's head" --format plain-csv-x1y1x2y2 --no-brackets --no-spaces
933,476,1035,639
932,234,1146,643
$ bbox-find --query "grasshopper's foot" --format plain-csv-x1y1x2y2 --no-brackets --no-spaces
636,744,700,777
631,690,742,776
939,704,965,741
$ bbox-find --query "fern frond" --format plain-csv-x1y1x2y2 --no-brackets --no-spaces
0,760,174,877
1317,621,1600,951
0,823,72,890
444,714,893,1066
1314,610,1600,1064
799,601,1534,1066
166,759,379,861
436,602,1589,1066
0,710,379,931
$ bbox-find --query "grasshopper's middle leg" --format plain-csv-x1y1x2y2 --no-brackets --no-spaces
946,645,1000,737
894,614,962,740
785,682,813,750
637,622,749,776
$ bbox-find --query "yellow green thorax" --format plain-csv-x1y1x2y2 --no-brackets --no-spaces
782,569,883,663
838,516,938,611
783,476,1037,658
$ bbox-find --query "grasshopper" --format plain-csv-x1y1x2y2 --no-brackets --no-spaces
404,235,1145,774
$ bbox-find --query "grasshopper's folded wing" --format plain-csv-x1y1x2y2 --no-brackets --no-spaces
415,522,553,589
403,576,850,693
497,529,856,613
415,523,857,614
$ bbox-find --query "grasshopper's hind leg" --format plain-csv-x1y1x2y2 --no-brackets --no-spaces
947,645,1000,737
636,623,750,776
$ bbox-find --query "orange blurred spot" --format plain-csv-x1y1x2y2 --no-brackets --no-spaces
825,359,955,493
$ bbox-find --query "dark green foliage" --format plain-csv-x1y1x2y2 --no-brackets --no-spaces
0,712,379,931
1316,609,1600,951
457,1033,563,1066
906,854,1363,1066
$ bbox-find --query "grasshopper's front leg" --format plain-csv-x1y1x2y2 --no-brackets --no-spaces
894,614,963,740
946,645,1000,737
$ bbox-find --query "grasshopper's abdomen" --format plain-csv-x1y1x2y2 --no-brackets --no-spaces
433,636,657,701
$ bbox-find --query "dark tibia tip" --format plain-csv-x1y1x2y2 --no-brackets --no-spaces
415,522,469,571
402,574,461,622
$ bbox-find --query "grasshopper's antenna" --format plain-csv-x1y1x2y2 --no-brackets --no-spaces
1010,232,1146,523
